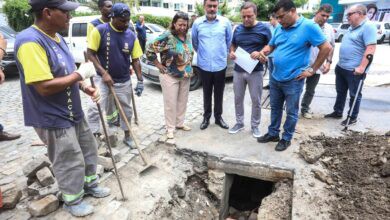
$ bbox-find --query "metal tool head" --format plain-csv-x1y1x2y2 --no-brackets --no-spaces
139,164,158,175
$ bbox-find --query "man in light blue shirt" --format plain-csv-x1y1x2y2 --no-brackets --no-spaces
325,4,376,126
257,0,331,151
192,0,232,130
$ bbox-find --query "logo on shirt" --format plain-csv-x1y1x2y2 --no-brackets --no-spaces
122,42,130,54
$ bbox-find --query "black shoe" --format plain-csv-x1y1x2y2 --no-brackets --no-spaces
263,85,270,90
200,118,210,130
275,139,291,151
341,118,357,126
257,133,280,143
0,131,21,142
324,112,342,119
215,118,229,129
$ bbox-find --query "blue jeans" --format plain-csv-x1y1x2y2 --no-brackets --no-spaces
268,76,304,141
333,65,364,119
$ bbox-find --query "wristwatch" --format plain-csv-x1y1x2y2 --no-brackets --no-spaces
306,67,315,75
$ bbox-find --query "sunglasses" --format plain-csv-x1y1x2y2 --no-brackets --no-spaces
347,11,360,17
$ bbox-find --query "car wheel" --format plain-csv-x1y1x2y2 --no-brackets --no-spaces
338,35,343,42
190,66,202,91
378,35,385,44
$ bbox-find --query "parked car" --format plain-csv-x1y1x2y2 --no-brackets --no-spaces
335,23,350,42
62,15,136,64
0,28,18,76
144,23,165,42
374,22,390,44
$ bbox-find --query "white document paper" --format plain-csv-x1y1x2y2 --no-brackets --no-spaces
233,47,259,74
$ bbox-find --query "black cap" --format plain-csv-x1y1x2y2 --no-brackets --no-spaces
29,0,79,11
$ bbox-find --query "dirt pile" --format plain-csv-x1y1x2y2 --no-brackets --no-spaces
312,132,390,219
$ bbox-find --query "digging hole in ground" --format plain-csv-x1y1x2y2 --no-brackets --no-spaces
149,148,294,220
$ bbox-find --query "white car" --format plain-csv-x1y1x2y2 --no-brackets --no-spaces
373,22,390,44
61,15,136,64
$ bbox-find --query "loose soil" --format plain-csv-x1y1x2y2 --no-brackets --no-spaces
312,132,390,220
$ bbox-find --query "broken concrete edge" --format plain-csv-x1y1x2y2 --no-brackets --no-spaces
173,147,294,182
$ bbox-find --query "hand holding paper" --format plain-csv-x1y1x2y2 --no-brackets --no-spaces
233,47,259,74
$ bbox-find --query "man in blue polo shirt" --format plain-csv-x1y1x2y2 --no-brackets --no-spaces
228,2,271,138
325,4,376,126
16,0,110,216
87,3,144,148
192,0,232,130
257,0,331,151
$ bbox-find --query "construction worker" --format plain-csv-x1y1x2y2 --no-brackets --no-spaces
15,0,110,217
86,0,120,144
87,3,144,148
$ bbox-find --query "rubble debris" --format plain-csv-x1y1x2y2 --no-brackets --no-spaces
28,195,59,217
36,167,55,187
96,164,104,177
23,155,51,178
27,181,59,198
206,169,224,200
257,180,292,220
1,189,22,209
381,162,390,177
312,168,334,185
98,156,114,170
299,141,325,164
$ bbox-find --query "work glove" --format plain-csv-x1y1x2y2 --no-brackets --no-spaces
134,81,144,97
76,62,96,80
92,87,101,103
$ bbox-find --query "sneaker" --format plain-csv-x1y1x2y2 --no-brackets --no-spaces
324,112,342,119
341,118,357,126
302,112,313,119
257,133,280,143
251,127,261,138
176,125,191,131
123,136,135,148
167,131,174,139
85,186,111,198
63,200,94,217
229,124,244,134
275,139,291,151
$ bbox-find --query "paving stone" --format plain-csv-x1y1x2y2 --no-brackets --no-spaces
2,189,22,209
119,147,130,155
96,164,104,177
130,149,140,155
121,154,135,163
36,167,55,187
98,156,114,170
109,148,122,163
158,135,168,143
0,182,16,194
23,155,51,178
28,195,59,217
27,181,59,198
0,176,15,186
166,139,176,146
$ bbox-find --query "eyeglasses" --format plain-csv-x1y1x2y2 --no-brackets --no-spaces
347,11,359,17
276,11,290,20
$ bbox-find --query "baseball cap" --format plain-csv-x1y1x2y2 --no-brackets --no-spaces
29,0,79,11
109,3,131,18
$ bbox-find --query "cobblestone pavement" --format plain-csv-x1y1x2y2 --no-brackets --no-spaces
0,76,206,187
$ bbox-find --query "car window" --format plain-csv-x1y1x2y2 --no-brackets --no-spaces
147,24,165,32
385,23,390,29
0,30,13,39
331,23,340,28
72,23,87,37
340,24,350,29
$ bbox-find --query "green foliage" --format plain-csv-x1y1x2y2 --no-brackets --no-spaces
131,14,172,28
252,0,309,20
301,12,314,19
3,0,33,31
195,0,231,17
71,11,100,17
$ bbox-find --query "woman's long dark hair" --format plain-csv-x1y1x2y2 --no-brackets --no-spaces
169,11,189,36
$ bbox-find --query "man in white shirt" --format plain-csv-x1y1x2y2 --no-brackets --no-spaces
301,4,335,119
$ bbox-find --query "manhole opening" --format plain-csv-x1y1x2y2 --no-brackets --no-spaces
228,174,274,212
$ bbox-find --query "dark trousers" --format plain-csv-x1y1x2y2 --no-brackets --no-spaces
0,123,3,132
199,68,226,120
333,65,364,119
301,74,321,113
139,38,146,53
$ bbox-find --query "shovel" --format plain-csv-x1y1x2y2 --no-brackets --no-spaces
83,52,126,200
108,84,158,175
342,54,374,131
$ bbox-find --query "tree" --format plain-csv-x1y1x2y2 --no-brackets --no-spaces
252,0,309,20
3,0,34,31
195,0,231,16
